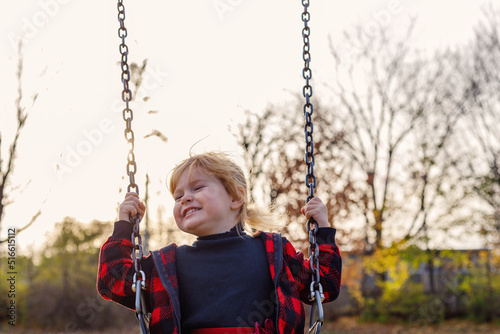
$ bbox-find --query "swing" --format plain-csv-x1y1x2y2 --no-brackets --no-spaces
300,3,325,333
117,1,149,332
115,1,324,333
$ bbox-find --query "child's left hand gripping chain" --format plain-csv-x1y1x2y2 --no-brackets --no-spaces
301,197,329,228
119,192,146,222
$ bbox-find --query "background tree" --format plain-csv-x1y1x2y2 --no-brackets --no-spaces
0,43,42,243
237,98,357,250
238,21,472,252
326,20,471,252
459,4,500,248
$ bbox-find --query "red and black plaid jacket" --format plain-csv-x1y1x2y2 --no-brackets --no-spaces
97,223,341,333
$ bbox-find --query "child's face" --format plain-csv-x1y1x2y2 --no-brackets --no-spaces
172,168,243,237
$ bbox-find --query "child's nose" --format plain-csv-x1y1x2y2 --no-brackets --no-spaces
181,192,193,204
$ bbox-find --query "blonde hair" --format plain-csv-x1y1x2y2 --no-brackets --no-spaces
168,152,280,233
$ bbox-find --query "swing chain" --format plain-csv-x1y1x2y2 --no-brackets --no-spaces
118,0,139,194
302,0,315,201
117,1,149,332
301,1,324,333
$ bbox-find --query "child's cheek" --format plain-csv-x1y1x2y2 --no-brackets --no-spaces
173,204,181,218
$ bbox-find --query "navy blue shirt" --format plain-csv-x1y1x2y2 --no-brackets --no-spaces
175,227,276,331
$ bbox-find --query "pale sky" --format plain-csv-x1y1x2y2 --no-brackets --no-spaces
0,0,493,252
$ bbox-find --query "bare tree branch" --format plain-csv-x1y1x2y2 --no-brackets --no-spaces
0,41,43,236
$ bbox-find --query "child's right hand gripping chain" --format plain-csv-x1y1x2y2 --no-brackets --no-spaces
301,197,329,228
118,192,146,222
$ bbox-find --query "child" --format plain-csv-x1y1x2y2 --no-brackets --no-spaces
97,152,342,333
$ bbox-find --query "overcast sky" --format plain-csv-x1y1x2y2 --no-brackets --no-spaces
0,0,494,251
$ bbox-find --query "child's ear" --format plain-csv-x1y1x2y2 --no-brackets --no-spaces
230,186,245,210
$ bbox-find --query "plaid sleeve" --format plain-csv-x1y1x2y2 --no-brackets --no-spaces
284,227,342,304
96,221,151,310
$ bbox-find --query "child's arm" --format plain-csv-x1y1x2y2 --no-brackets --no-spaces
285,197,342,303
97,193,150,310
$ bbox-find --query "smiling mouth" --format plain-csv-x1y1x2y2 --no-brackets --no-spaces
184,208,201,217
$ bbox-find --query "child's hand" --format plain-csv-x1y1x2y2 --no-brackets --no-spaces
301,197,329,228
118,192,146,222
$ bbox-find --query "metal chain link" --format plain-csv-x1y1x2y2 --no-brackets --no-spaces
301,1,324,333
117,1,149,333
